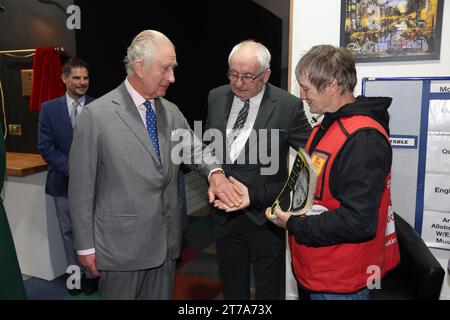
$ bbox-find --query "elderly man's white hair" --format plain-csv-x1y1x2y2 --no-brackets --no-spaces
124,30,174,75
228,40,271,72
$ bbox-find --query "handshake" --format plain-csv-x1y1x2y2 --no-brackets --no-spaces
208,172,291,229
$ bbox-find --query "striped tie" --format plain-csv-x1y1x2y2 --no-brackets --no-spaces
70,100,81,128
143,100,161,162
228,99,250,149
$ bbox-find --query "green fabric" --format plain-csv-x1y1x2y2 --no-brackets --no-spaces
0,126,27,299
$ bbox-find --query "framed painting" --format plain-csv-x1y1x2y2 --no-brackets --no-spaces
340,0,444,62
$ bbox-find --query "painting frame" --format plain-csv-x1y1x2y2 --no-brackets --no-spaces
340,0,444,63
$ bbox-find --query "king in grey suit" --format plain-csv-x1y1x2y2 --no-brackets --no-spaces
68,30,242,300
206,40,312,299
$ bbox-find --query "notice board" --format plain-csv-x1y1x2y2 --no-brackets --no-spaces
363,77,450,250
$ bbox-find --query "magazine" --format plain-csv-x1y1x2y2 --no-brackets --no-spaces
266,148,317,219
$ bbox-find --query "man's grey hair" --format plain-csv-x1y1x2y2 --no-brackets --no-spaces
124,30,174,75
228,40,271,72
295,44,357,94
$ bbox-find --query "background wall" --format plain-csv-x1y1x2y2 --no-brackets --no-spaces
290,0,450,300
254,0,290,89
75,0,282,127
0,0,76,56
0,0,283,152
291,0,450,119
0,0,76,153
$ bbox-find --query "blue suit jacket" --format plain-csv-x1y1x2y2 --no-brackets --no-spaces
38,95,94,197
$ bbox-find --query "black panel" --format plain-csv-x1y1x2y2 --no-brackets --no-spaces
74,0,282,126
0,55,39,153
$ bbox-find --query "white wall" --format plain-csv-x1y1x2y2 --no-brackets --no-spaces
290,0,450,300
291,0,450,119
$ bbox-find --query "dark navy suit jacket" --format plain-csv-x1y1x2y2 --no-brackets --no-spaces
38,95,94,197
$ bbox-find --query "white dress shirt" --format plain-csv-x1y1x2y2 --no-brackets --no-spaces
226,86,265,162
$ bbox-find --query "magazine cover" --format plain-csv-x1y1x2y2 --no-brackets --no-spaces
266,148,317,219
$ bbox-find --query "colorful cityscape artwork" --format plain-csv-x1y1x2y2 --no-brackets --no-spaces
340,0,443,62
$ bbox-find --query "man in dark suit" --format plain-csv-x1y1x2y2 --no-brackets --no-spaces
37,58,97,295
206,40,311,299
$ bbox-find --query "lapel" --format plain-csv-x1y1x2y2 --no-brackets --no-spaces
238,85,277,160
237,84,276,160
85,95,95,105
112,83,162,166
221,85,278,162
220,89,235,134
57,95,73,140
252,84,277,131
219,89,235,163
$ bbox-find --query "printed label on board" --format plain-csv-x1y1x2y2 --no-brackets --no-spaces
430,81,450,93
389,135,417,149
422,211,450,249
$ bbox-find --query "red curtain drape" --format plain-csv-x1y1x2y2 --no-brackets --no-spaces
29,47,65,111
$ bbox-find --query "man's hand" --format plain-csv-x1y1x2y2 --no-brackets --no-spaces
77,253,101,277
208,171,243,208
213,176,250,212
266,206,290,229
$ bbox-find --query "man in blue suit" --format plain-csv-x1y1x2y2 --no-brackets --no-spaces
38,58,97,295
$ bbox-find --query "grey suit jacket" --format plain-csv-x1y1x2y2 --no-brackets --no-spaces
69,82,219,271
206,84,312,225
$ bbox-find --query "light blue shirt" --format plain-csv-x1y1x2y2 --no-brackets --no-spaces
66,93,86,116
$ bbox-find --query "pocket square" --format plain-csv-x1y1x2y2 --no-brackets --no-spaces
171,128,181,136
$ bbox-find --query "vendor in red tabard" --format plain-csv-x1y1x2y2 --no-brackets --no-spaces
215,44,400,300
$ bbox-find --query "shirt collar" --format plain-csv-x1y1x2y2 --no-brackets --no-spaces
234,85,266,107
66,93,85,108
125,77,153,108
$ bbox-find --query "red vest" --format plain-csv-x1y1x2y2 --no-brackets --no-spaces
289,115,400,293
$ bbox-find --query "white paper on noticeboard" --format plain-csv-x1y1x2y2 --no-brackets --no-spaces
426,134,450,173
428,100,450,132
424,173,450,212
422,210,450,250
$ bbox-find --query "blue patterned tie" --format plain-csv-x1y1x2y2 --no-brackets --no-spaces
143,100,161,162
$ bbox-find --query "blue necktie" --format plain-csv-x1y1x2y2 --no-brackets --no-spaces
143,100,161,162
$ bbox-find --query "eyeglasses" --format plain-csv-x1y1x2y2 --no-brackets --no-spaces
227,69,266,84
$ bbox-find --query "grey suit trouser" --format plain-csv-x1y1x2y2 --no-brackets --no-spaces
98,257,175,300
52,196,79,269
53,196,94,279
